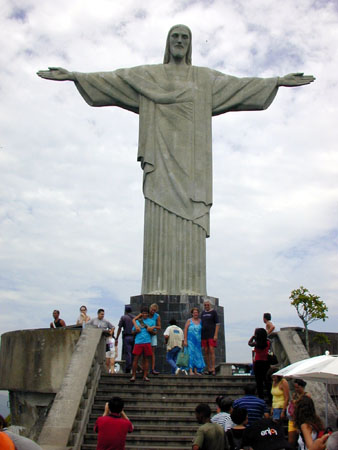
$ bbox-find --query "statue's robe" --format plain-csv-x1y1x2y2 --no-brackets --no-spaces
74,65,278,295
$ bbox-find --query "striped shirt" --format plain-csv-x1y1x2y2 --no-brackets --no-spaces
211,412,234,431
233,395,269,426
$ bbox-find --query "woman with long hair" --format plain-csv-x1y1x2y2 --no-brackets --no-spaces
76,305,91,327
184,307,205,375
288,379,310,448
294,396,324,450
248,328,271,402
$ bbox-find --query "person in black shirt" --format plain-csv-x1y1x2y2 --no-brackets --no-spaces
242,418,292,450
50,310,66,328
226,407,248,450
201,300,220,375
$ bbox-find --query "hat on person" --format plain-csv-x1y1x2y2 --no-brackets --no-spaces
243,419,292,450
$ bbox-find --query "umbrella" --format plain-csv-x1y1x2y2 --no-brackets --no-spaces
274,354,338,425
275,354,338,382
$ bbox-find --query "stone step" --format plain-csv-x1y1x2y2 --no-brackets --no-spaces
97,380,244,395
129,425,199,434
81,372,254,450
96,384,236,392
83,446,190,450
98,379,247,388
88,414,198,426
93,395,224,407
90,405,197,416
96,387,245,398
84,433,193,446
97,379,245,395
125,447,190,450
100,373,252,384
85,424,198,436
98,379,251,390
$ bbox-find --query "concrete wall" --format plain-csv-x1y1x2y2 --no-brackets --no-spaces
0,328,81,393
38,327,104,450
0,328,81,439
296,328,338,356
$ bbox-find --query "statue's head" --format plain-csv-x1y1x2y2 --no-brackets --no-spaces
163,24,192,65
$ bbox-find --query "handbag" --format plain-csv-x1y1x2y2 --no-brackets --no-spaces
286,401,295,420
176,347,189,368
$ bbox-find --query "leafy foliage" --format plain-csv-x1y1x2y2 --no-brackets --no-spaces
312,332,331,347
290,286,328,352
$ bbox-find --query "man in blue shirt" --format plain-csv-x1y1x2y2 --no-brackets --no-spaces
130,306,153,382
233,385,269,426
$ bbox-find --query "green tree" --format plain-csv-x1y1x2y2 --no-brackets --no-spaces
290,286,328,352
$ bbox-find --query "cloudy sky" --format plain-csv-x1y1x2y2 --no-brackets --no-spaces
1,0,337,363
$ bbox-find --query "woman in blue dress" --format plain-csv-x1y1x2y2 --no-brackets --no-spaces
184,307,205,375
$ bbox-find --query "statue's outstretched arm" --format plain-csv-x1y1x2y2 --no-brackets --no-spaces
278,72,315,87
37,67,76,81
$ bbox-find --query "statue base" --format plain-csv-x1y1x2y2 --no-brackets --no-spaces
129,294,225,374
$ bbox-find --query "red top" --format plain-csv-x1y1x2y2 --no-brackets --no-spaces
94,414,133,450
254,340,270,361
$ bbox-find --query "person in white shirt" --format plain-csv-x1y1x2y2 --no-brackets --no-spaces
163,318,184,375
211,396,234,431
88,309,115,373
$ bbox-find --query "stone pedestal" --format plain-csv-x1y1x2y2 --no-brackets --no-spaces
130,294,225,374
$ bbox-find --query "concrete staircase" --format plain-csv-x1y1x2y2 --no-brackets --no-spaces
81,372,254,450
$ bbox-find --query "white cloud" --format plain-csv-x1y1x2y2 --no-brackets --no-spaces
1,0,337,362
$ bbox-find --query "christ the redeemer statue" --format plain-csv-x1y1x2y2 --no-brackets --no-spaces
38,25,314,296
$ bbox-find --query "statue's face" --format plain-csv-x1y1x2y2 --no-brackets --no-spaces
169,26,190,60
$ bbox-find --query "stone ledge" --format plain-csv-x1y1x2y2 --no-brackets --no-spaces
38,327,104,447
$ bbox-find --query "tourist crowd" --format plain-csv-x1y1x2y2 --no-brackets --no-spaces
49,299,221,379
46,305,336,450
94,387,335,450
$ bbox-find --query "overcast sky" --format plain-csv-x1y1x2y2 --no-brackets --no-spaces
1,0,337,363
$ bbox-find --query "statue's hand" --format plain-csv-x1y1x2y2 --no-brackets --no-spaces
36,67,75,81
279,72,315,87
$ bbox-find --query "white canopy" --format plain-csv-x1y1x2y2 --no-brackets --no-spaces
274,354,338,384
